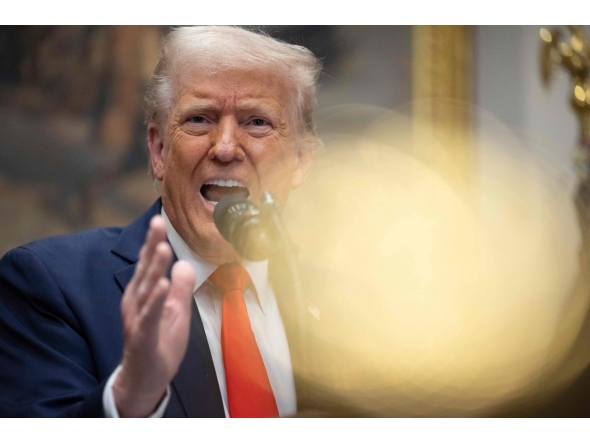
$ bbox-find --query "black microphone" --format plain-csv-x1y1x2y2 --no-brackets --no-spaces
213,194,271,261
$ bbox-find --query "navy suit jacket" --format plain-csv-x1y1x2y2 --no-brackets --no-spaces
0,200,227,417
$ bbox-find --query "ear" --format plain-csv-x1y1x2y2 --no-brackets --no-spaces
147,123,167,181
291,146,314,189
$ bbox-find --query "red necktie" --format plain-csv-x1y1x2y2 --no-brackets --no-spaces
209,263,279,418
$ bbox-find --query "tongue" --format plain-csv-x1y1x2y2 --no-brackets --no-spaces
201,184,250,203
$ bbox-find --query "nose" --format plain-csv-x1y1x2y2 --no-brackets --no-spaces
208,117,245,162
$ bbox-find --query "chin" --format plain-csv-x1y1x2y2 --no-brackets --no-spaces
192,222,239,264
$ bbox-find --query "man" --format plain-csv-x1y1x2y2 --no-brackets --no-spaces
0,26,321,417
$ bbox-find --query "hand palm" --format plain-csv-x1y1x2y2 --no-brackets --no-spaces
115,216,195,417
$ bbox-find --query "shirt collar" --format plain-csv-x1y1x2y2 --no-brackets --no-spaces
161,208,270,315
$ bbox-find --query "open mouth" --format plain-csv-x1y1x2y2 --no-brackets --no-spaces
200,179,250,204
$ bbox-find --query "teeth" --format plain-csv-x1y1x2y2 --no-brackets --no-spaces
205,179,245,187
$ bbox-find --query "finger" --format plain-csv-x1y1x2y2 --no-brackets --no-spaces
147,215,168,248
135,241,172,310
129,216,168,291
136,262,194,348
140,276,170,329
168,260,196,309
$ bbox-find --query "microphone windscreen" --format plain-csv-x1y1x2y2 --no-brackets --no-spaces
213,194,251,240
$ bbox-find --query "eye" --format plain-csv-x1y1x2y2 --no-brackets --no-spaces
244,117,273,137
251,118,268,126
244,117,273,136
245,117,273,130
188,116,208,124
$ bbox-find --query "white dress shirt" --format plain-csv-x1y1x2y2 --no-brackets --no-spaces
103,209,297,417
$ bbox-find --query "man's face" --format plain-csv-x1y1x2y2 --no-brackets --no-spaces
148,67,313,264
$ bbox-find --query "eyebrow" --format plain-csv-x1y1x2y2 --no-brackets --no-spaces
176,99,222,116
235,99,283,119
176,97,284,120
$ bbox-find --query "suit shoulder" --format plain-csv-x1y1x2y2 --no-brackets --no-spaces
4,226,123,264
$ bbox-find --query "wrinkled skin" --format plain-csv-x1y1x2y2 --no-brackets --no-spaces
150,68,313,264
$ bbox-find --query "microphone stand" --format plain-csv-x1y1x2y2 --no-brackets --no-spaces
260,191,309,377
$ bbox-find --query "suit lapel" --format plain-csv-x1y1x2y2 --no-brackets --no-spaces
111,199,224,417
113,263,137,293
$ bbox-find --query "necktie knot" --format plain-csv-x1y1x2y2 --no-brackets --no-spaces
209,263,251,294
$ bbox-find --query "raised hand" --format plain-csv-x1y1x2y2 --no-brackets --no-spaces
113,215,195,417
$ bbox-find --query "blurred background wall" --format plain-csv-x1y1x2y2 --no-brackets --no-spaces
0,26,165,253
475,26,582,187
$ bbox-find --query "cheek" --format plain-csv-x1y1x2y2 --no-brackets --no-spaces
165,134,205,179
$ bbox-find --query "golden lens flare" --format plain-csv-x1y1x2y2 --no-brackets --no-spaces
575,85,586,103
284,104,588,416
